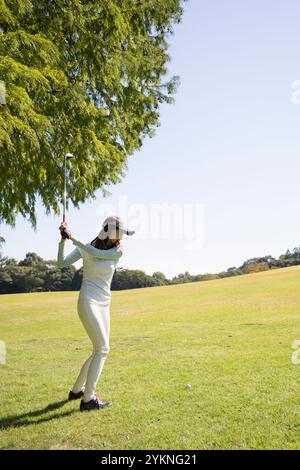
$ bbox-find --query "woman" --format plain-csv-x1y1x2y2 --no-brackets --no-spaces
57,215,135,411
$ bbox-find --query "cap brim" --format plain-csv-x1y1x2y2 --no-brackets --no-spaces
123,229,135,236
119,225,135,235
105,220,135,236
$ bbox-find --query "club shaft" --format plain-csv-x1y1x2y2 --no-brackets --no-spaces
63,156,67,222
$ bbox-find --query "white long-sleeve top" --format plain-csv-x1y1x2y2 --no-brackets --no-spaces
57,237,123,305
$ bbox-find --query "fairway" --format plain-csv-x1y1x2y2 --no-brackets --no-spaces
0,266,300,450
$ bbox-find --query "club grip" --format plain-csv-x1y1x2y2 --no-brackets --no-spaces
60,228,72,240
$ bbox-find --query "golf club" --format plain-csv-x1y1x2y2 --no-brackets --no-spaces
61,152,73,239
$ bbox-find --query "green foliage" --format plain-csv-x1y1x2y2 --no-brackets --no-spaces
152,271,168,285
112,267,158,289
2,241,300,294
71,266,83,290
0,266,12,292
171,270,193,283
18,252,44,266
0,0,187,228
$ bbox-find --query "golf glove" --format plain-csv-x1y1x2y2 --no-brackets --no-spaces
60,228,72,240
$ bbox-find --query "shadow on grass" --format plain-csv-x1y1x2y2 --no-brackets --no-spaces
0,400,79,429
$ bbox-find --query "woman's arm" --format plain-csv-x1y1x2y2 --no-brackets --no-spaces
57,241,82,268
71,237,123,261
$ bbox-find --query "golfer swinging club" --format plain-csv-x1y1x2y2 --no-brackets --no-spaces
57,215,135,411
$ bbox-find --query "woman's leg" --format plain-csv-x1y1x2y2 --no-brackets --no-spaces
70,298,94,393
77,298,110,402
71,353,94,393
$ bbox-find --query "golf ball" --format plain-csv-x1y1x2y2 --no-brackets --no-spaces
185,384,192,390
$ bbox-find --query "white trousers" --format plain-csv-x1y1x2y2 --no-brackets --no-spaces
72,297,110,402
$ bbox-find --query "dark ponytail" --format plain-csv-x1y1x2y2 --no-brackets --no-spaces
90,223,118,250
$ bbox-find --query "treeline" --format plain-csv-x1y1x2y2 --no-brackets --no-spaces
1,246,300,295
0,252,171,294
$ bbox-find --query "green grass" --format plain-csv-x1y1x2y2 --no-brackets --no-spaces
1,266,300,450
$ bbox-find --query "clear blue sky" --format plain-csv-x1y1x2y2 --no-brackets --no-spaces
1,0,300,278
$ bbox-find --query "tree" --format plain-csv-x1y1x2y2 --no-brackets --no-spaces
60,265,76,290
0,269,13,293
0,254,17,268
9,266,28,293
43,258,59,269
18,252,44,266
171,271,194,284
44,268,64,291
71,266,83,290
0,0,188,228
22,268,45,292
152,271,168,285
112,267,158,289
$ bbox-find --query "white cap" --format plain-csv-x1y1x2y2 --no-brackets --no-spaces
98,216,135,237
